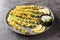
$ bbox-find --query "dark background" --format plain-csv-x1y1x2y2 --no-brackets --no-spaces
0,0,60,40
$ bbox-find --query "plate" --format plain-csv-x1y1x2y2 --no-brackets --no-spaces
6,5,54,35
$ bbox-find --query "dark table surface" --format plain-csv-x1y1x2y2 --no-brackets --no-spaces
0,0,60,40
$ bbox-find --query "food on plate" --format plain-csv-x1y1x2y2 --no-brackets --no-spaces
7,5,52,34
41,15,52,22
31,25,45,33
